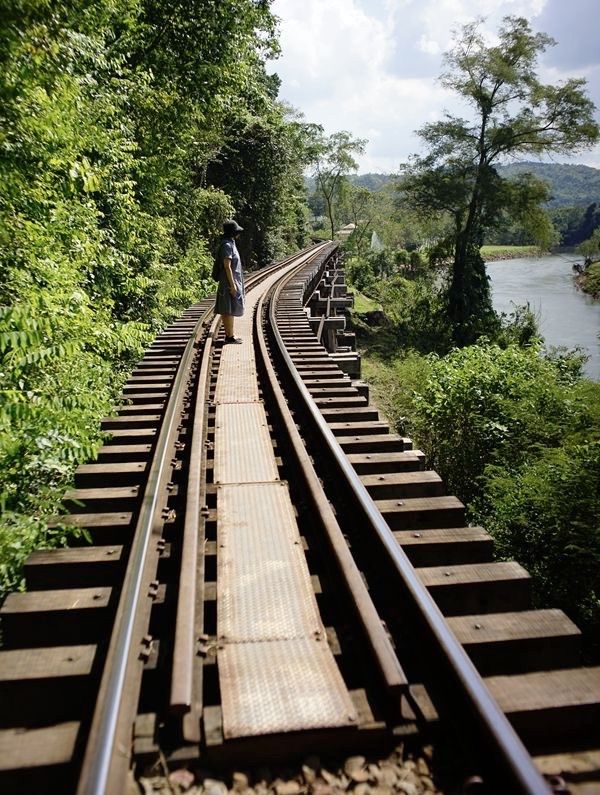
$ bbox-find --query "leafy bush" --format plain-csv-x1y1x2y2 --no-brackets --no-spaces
410,343,591,504
480,443,600,645
401,341,600,647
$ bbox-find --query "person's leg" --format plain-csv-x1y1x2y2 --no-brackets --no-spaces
222,314,234,337
221,314,242,342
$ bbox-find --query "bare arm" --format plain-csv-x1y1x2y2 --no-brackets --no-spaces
223,258,237,296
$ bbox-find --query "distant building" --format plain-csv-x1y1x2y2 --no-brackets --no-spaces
336,223,355,241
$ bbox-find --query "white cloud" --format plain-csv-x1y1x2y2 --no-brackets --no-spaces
268,0,600,173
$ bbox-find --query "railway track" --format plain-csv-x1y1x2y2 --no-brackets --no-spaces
0,242,599,794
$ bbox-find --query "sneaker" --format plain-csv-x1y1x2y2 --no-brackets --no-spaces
224,336,243,344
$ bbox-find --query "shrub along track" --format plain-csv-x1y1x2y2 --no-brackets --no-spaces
0,243,599,795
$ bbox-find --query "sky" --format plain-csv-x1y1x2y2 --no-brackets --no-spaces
266,0,600,173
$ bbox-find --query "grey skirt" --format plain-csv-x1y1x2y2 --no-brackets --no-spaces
215,283,245,317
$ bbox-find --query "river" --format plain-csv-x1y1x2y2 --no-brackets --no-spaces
486,253,600,381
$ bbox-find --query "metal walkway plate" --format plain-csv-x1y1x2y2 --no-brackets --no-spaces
217,482,323,642
214,403,278,484
219,638,358,738
214,252,357,740
214,354,259,404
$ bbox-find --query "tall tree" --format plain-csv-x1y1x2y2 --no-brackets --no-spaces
312,131,366,240
400,16,598,344
343,185,379,253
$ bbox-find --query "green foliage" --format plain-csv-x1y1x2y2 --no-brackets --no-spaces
0,0,315,594
551,202,600,246
480,442,600,644
410,343,590,504
579,262,600,299
576,229,600,296
375,273,452,353
578,228,600,262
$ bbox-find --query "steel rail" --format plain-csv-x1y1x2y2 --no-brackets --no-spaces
255,252,407,695
77,302,213,795
268,254,552,795
77,248,324,795
169,314,216,716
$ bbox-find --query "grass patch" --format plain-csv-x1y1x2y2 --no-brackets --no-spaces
481,245,540,260
360,349,433,438
351,291,382,313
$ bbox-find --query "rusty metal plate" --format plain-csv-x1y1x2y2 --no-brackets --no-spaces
217,482,323,642
214,355,259,404
219,638,358,738
214,403,278,484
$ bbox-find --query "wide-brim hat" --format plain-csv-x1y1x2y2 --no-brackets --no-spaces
223,219,244,235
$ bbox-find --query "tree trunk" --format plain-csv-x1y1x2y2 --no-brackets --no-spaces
448,186,493,345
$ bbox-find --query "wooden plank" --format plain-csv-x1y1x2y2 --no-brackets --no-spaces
120,391,169,402
100,427,157,443
485,667,600,745
310,387,359,397
305,379,354,389
394,526,494,566
96,444,152,461
418,561,532,615
1,587,112,647
123,382,172,393
360,471,443,499
447,609,581,674
117,403,164,415
534,749,600,779
63,486,139,512
0,722,79,770
338,435,406,454
299,370,347,380
313,396,365,408
330,422,390,437
49,512,132,529
126,375,174,383
24,546,123,588
74,462,146,487
375,495,465,530
347,451,424,474
0,645,96,681
101,414,161,429
1,587,112,614
320,407,379,423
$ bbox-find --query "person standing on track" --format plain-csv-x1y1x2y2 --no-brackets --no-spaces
215,219,246,344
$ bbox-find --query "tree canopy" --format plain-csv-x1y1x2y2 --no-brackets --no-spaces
399,16,599,344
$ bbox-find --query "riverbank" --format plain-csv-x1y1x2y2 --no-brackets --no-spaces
576,261,600,299
481,245,541,261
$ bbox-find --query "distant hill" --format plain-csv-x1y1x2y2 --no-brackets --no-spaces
308,163,600,207
349,173,395,191
496,162,600,207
